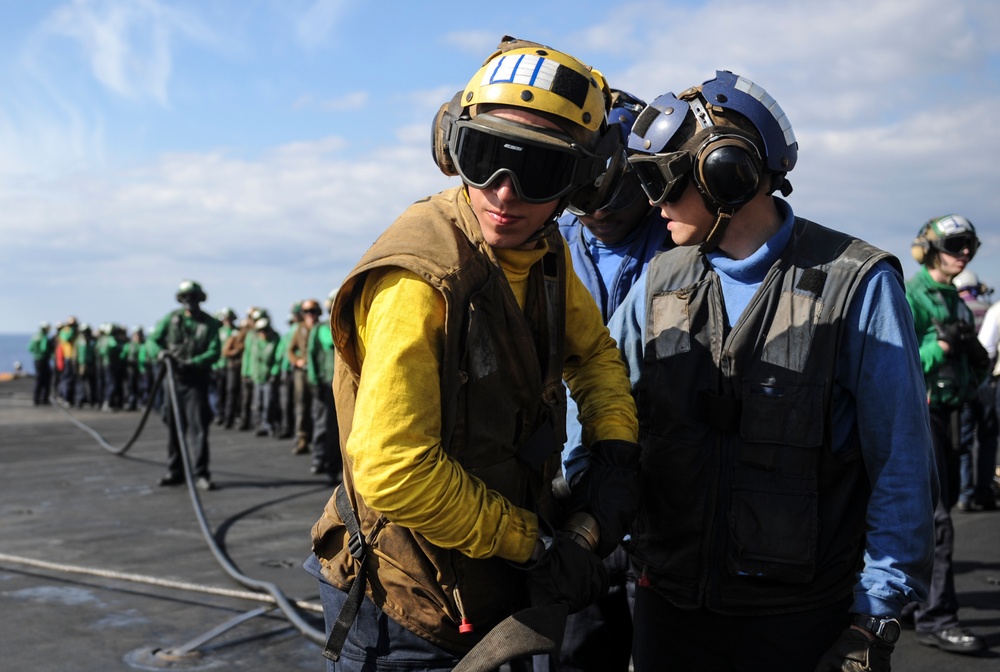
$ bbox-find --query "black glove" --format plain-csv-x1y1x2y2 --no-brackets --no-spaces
934,319,976,353
566,439,641,558
814,629,892,672
935,320,990,370
514,527,609,614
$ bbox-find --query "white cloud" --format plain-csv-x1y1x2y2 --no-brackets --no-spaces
0,128,454,330
37,0,217,105
598,0,1000,271
2,0,1000,333
294,0,349,49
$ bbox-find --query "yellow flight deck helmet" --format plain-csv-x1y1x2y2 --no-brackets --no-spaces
432,36,618,207
462,36,611,135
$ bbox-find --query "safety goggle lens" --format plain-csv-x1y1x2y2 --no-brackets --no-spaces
451,124,581,203
628,152,692,205
937,235,978,256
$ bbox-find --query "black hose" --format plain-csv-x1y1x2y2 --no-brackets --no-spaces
56,359,326,645
55,363,165,455
160,357,325,644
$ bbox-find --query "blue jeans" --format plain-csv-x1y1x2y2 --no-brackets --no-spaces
958,382,999,506
304,554,462,672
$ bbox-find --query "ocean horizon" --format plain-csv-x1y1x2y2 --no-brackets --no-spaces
0,333,35,375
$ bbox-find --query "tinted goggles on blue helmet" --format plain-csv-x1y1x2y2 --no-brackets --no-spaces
565,89,648,216
627,150,693,205
448,114,605,204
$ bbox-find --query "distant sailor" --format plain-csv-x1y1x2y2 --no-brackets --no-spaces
28,321,54,404
148,280,221,491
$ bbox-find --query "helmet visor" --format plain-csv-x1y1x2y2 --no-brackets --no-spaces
935,234,979,258
449,117,600,204
627,151,693,205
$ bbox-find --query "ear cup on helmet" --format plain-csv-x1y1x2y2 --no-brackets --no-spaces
911,222,933,264
692,134,762,209
432,91,465,177
910,239,930,264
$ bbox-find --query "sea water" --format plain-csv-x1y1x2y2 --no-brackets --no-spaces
0,333,34,375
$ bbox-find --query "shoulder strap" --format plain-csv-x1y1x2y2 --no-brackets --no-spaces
322,486,370,662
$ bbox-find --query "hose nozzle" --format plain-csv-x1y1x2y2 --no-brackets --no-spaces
562,511,600,551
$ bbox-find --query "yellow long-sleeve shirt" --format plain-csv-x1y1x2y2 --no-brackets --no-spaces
346,238,637,565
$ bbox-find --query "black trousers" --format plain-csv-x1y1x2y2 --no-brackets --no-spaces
223,363,242,426
33,359,51,404
278,372,294,436
631,587,850,672
905,407,962,633
538,546,634,672
162,372,212,479
239,376,254,429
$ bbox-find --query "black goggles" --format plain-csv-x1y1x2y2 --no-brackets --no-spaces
934,234,979,257
565,154,646,216
627,150,694,205
448,117,603,204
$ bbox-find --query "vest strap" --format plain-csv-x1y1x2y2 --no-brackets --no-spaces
322,486,369,662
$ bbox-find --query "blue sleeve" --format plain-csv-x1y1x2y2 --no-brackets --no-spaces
564,273,648,483
607,271,648,392
835,260,937,617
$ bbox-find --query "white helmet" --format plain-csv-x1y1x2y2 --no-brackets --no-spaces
953,269,979,292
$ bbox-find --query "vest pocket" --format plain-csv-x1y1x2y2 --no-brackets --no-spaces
728,382,823,583
727,485,817,583
649,290,692,358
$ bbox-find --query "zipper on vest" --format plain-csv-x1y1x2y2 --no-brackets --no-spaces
454,586,474,634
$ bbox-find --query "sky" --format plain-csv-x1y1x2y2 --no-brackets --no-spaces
2,0,999,334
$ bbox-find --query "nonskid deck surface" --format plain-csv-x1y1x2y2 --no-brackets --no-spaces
1,376,331,671
1,377,998,670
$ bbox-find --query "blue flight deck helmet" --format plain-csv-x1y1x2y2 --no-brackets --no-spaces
627,70,798,251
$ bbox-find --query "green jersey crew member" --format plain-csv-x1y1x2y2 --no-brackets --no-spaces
306,36,641,671
903,215,989,654
28,322,54,405
149,280,221,492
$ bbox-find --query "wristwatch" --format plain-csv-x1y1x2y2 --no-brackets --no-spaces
850,613,901,645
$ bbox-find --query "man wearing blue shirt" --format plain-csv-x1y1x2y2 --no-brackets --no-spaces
609,71,936,671
553,90,673,672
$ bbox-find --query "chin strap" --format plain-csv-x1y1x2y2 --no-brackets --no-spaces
523,221,558,245
521,212,562,246
698,208,734,253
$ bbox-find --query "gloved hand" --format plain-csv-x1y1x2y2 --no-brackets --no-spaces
156,350,176,364
934,319,977,354
814,628,892,672
934,320,990,370
566,439,641,558
514,526,609,614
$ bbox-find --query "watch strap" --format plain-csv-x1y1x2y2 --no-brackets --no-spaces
850,613,900,644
